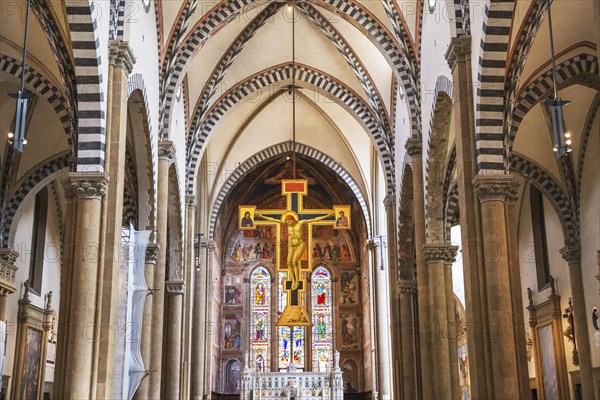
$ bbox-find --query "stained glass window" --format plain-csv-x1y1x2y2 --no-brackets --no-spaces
312,266,333,371
250,266,270,372
278,272,305,371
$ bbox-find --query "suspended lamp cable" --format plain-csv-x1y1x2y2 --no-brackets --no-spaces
9,0,33,152
543,0,572,158
291,0,297,179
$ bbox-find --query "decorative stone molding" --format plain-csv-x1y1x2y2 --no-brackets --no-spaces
165,280,185,295
383,194,396,211
473,174,519,204
108,40,136,74
397,279,417,295
0,248,18,294
61,172,109,200
145,244,160,265
185,195,197,209
158,141,176,161
423,243,458,264
445,35,471,71
560,245,581,264
405,138,422,157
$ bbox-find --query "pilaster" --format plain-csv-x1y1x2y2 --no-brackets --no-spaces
149,141,175,399
405,137,431,400
95,40,136,400
422,243,458,399
134,243,159,400
165,280,185,398
182,194,196,400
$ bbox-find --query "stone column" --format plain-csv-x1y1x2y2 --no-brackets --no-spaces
95,39,136,400
367,238,392,400
405,137,430,399
149,141,175,399
165,280,185,399
202,240,217,396
182,195,197,400
560,245,594,398
397,280,418,400
445,36,491,398
473,174,523,399
134,244,159,400
61,172,109,399
422,243,458,399
384,195,402,399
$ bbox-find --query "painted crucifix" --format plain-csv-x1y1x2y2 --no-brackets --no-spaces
240,179,350,327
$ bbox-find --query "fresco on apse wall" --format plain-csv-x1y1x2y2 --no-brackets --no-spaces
342,360,359,392
310,225,353,263
229,225,277,263
224,285,242,305
458,344,471,400
340,313,360,350
340,271,359,305
223,316,242,350
23,328,42,400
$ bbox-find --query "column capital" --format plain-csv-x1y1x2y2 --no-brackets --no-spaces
200,239,217,251
423,243,459,264
404,138,422,157
158,141,176,162
165,280,185,295
185,195,197,209
473,174,519,204
61,172,109,201
145,244,160,265
560,244,581,263
108,40,136,74
0,248,19,294
383,194,396,211
445,35,471,71
397,279,417,295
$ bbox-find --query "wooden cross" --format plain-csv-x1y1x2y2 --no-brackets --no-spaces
242,179,348,327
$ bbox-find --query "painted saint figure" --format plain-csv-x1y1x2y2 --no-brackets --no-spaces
316,282,326,305
255,212,332,289
255,283,266,305
241,211,254,227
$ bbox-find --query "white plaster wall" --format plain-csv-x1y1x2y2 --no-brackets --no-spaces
518,183,580,380
579,114,600,367
4,188,62,389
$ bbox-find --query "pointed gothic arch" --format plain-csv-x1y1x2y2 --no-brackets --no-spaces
208,142,372,239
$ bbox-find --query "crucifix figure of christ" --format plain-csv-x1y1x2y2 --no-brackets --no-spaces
247,179,348,327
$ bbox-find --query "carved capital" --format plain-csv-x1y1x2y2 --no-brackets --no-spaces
473,174,519,204
445,35,471,71
61,172,109,200
404,138,422,157
397,279,417,295
383,194,396,211
423,243,458,264
560,245,581,264
165,280,185,295
158,141,176,161
108,40,136,74
145,244,160,265
0,248,19,294
185,195,197,209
